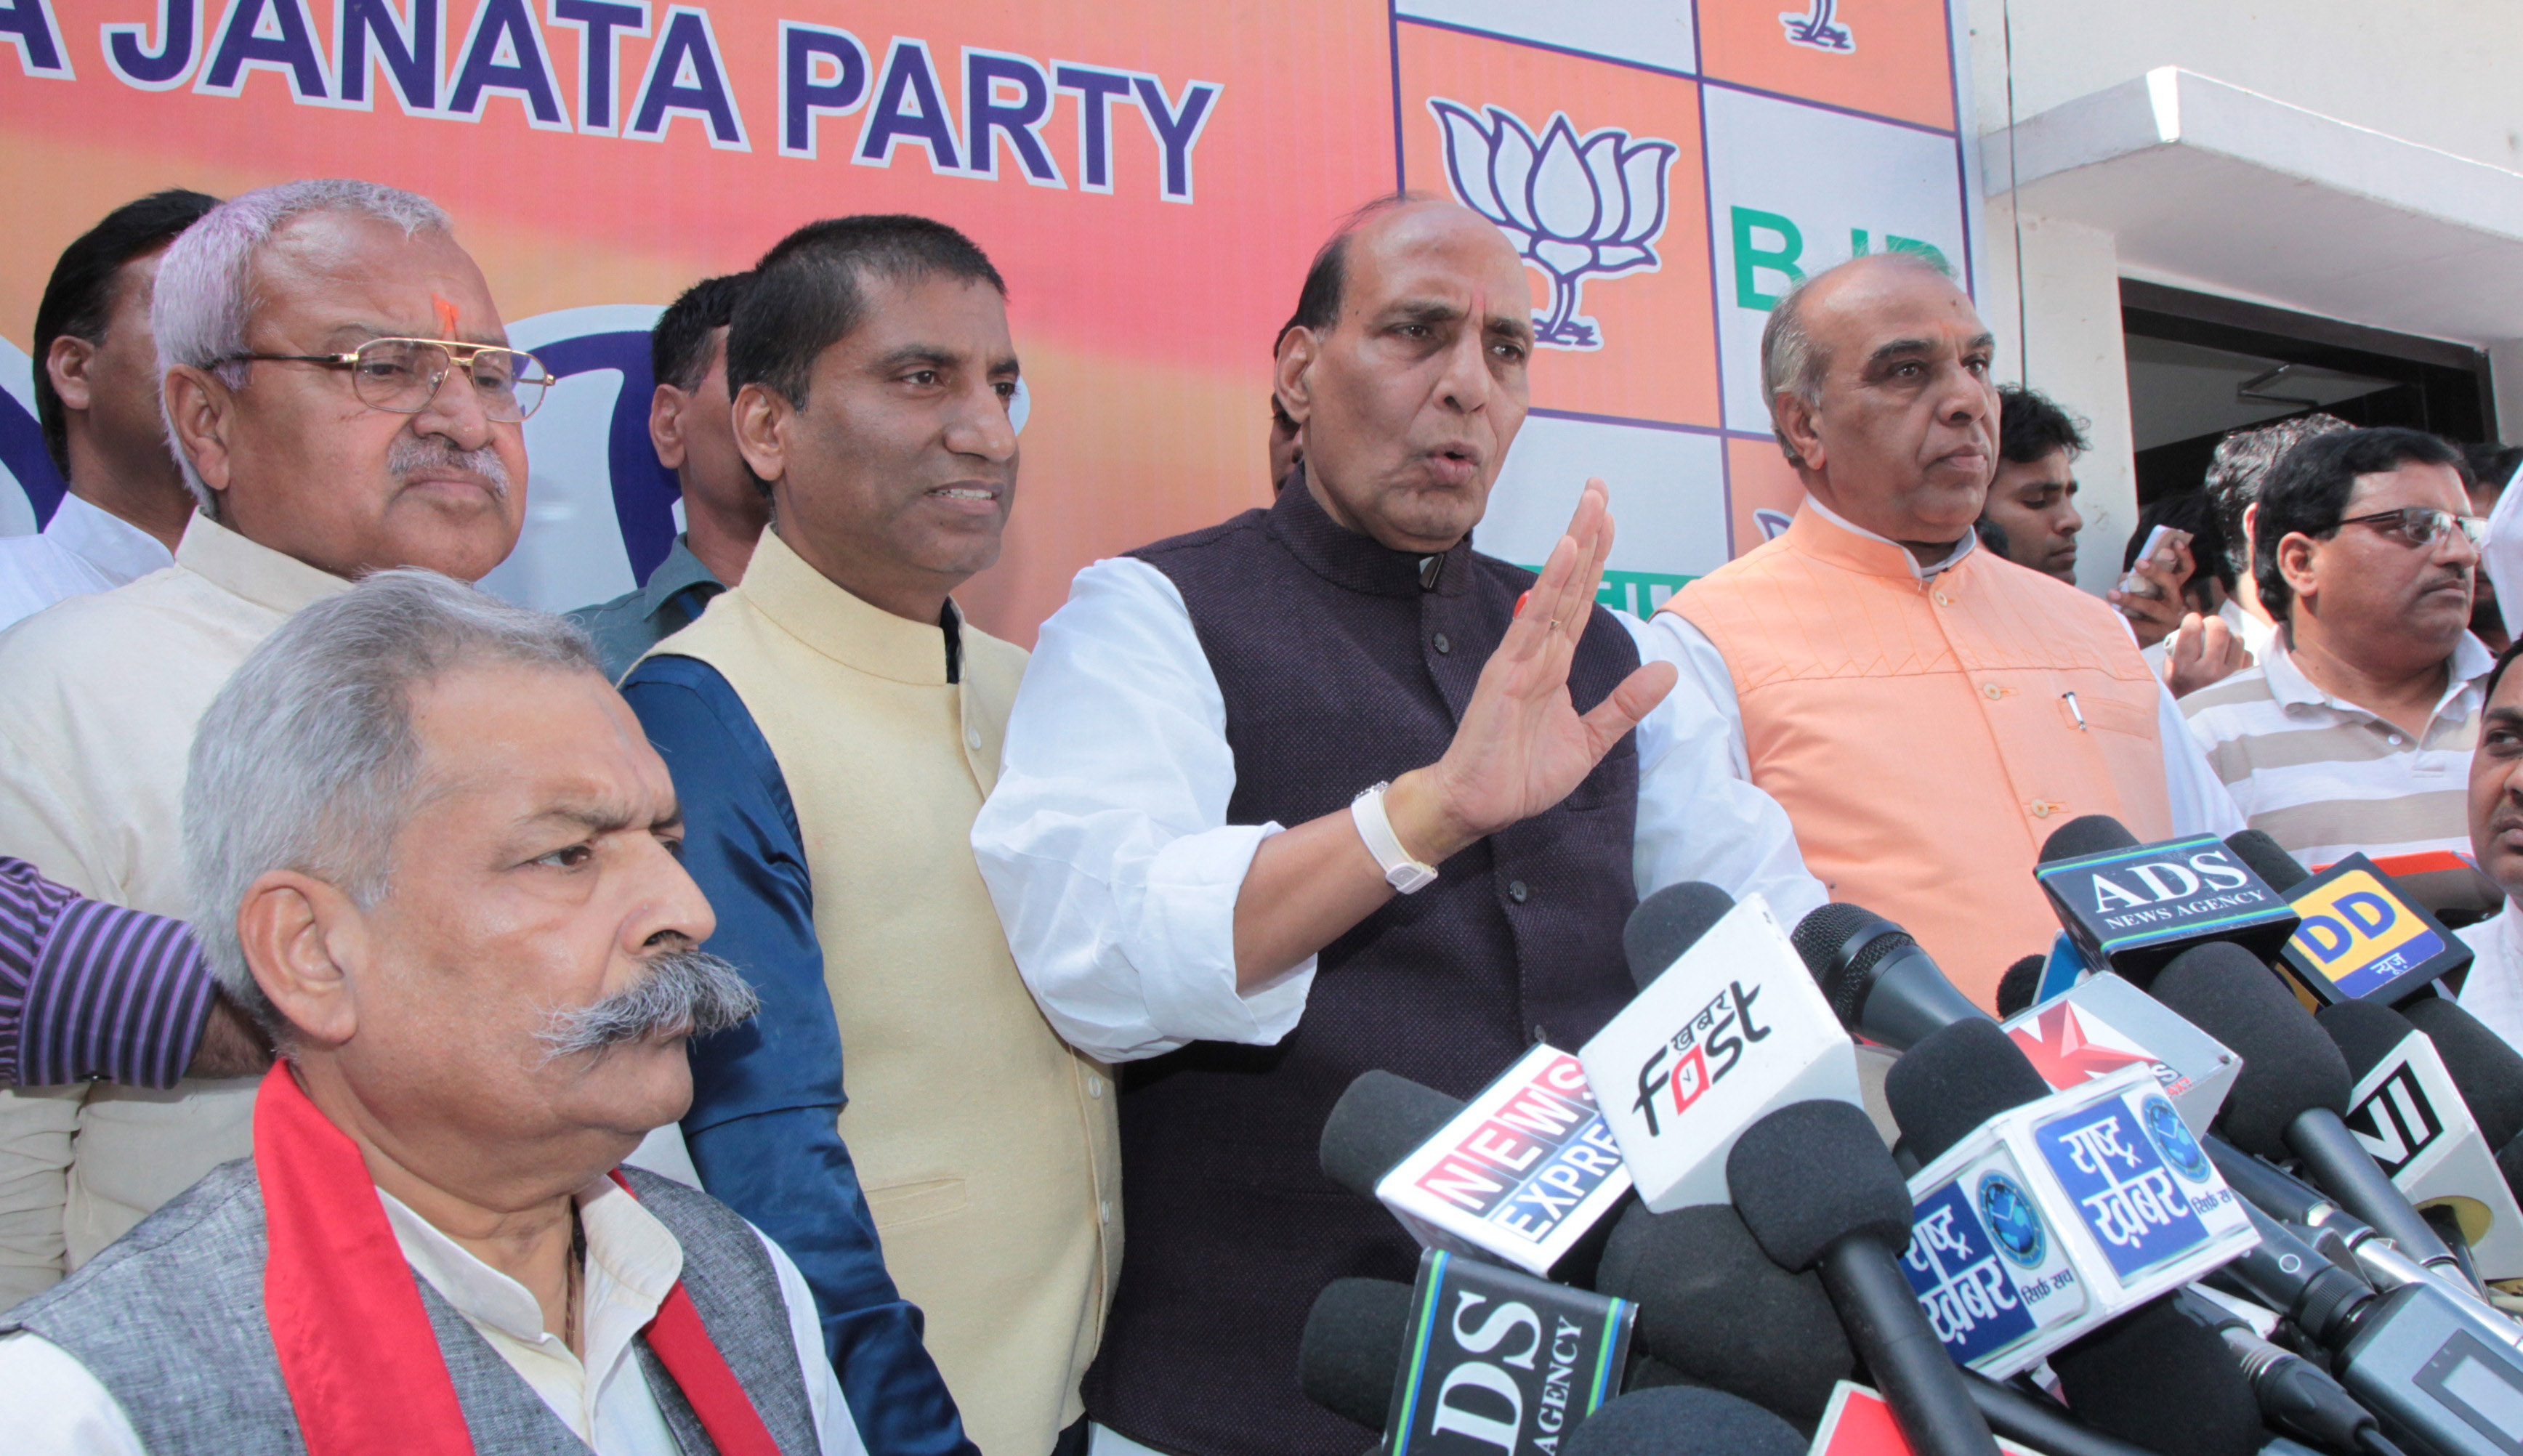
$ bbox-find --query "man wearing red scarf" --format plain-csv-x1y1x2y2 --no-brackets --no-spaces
0,570,872,1455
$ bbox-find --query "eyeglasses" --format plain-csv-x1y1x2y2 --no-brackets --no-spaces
220,337,552,422
2333,506,2487,551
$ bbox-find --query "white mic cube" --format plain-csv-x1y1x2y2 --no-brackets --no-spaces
1579,895,1861,1213
2344,1029,2523,1280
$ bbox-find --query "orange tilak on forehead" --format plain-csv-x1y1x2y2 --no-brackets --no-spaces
432,293,461,336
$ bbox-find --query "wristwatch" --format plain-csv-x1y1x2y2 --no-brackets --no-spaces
1352,781,1439,894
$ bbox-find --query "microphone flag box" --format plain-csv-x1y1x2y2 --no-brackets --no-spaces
1899,1064,2259,1378
2035,833,2298,983
1805,1382,2042,1456
2000,971,2240,1138
2274,854,2471,1008
1579,894,1860,1213
2035,929,2096,1006
1374,1043,1634,1277
2343,1027,2523,1280
1381,1247,1634,1456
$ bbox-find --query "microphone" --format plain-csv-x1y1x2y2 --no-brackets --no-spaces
2175,1289,2394,1456
1790,902,1992,1048
2046,1295,2265,1456
2223,829,2311,893
2397,993,2523,1149
2034,814,2299,988
1558,1386,1807,1456
1299,1251,1636,1447
2147,943,2472,1289
1881,1019,2256,1379
2317,999,2523,1282
1995,955,2047,1018
1999,966,2243,1138
1624,881,1740,990
1320,1057,1631,1281
1580,895,1862,1212
1728,1100,2000,1456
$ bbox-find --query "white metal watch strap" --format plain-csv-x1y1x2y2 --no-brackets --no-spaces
1352,781,1439,894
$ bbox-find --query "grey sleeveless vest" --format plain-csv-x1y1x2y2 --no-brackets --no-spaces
1,1160,822,1455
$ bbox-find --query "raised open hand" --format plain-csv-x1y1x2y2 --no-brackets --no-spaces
1386,480,1680,862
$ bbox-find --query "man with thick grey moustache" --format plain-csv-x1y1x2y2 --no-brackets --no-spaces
0,570,867,1452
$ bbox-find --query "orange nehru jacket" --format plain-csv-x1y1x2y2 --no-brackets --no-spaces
1666,507,2171,1008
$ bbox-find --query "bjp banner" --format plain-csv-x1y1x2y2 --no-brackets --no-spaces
0,0,1977,641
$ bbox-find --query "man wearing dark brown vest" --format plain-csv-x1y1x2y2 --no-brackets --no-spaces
972,195,1826,1455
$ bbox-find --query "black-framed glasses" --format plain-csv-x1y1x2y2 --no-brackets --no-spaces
2334,506,2487,550
221,337,552,422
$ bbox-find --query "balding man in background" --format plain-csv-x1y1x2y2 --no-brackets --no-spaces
975,194,1821,1454
1646,254,2240,1007
0,179,586,1307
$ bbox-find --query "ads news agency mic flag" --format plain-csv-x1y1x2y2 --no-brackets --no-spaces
2271,852,2473,1008
2337,1020,2523,1280
1374,1046,1634,1278
1897,1064,2258,1379
2035,833,2298,987
1580,895,1862,1213
1380,1248,1634,1456
1999,972,2240,1139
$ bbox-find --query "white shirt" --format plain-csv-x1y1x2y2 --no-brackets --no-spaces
0,496,174,634
2455,904,2523,1056
0,1173,865,1455
969,556,1829,1066
1644,500,2247,840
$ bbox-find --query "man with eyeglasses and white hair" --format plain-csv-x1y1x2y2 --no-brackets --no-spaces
0,177,581,1309
2182,426,2505,918
0,570,869,1453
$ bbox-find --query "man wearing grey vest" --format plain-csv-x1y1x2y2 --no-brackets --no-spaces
0,571,868,1454
972,195,1826,1454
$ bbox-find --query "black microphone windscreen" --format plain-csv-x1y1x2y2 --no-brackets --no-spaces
1299,1277,1413,1431
1789,902,1902,1024
2314,998,2417,1084
2040,813,2139,863
2224,829,2312,893
1995,955,2047,1017
1320,1070,1463,1200
2398,994,2523,1149
2501,1129,2523,1202
1561,1387,1807,1456
2049,1297,2264,1456
1594,1202,1853,1431
2149,942,2352,1160
1727,1100,1915,1272
1884,1019,2054,1166
1625,881,1737,990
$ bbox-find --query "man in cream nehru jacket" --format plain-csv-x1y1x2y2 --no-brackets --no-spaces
0,179,546,1306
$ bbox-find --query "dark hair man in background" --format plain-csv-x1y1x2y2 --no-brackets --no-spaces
2196,413,2353,660
568,272,767,679
2462,442,2519,652
1,189,219,632
976,195,1821,1455
2183,426,2500,918
624,215,1116,1456
1977,384,2087,583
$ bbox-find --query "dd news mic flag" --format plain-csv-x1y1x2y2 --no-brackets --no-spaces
2269,852,2473,1008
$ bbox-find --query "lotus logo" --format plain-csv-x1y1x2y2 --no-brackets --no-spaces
1429,100,1679,351
1780,1,1855,53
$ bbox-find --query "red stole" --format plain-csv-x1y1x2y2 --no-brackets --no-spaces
253,1064,782,1455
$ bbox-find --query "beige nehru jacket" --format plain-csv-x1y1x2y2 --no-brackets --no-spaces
0,516,347,1306
645,529,1121,1455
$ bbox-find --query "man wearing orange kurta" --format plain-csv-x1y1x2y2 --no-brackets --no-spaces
1643,254,2242,1008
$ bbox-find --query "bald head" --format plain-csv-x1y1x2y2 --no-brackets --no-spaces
1275,198,1537,552
1765,254,1999,557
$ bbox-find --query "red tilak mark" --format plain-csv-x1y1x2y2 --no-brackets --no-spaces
432,293,460,336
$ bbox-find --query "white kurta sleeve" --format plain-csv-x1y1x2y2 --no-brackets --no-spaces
1620,612,1828,924
2156,680,2246,838
972,558,1313,1064
0,1332,148,1455
2490,466,2523,644
753,1228,870,1456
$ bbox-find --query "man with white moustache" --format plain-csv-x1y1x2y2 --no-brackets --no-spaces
0,178,622,1308
0,570,865,1453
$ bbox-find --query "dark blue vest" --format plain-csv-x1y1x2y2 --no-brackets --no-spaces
1087,479,1642,1453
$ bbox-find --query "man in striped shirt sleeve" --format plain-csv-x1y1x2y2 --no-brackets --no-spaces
0,857,265,1090
2181,426,2503,918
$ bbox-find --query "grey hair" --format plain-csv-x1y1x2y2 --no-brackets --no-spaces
152,179,451,515
1760,250,1955,466
183,569,598,1043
